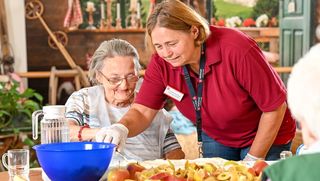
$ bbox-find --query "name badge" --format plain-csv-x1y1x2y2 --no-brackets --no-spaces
164,85,184,101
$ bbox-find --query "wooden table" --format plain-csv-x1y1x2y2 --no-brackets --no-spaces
0,168,43,181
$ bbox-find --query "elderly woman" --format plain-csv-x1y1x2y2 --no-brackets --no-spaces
262,44,320,180
65,39,184,161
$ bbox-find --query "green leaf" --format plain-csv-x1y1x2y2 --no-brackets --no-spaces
0,81,43,131
0,110,10,116
21,88,35,98
33,93,43,102
23,100,38,109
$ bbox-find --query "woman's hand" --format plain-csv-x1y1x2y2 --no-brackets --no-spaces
95,123,129,152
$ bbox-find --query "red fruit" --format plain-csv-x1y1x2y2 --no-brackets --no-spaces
150,172,171,180
252,160,269,176
164,175,187,181
127,162,146,179
247,167,257,176
149,173,187,181
107,167,130,181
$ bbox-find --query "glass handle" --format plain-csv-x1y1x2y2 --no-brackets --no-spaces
32,110,43,140
1,153,8,169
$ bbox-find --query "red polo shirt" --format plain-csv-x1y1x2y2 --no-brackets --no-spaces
135,26,296,148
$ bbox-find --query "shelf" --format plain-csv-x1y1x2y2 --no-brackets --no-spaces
16,69,146,78
237,27,279,37
66,28,145,34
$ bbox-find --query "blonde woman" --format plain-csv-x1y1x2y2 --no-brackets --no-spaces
98,0,295,161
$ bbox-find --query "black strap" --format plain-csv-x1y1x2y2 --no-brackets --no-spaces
183,44,206,142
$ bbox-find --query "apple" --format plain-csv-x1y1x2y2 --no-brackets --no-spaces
127,162,146,179
149,172,171,180
204,176,218,181
203,163,217,174
107,167,130,181
164,175,187,181
217,172,231,180
252,160,269,176
247,167,257,176
193,168,209,180
188,162,200,170
149,173,187,181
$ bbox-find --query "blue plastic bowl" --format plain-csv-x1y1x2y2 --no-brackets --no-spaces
33,142,115,181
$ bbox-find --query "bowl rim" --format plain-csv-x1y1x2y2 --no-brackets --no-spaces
33,141,116,152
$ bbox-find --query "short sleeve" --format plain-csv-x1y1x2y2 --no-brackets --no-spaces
163,128,182,154
65,90,87,125
158,109,182,155
236,45,287,112
135,54,167,109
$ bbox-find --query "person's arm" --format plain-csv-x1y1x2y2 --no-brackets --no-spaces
119,103,158,137
247,102,287,159
68,102,156,142
68,120,100,141
164,148,185,159
162,125,185,159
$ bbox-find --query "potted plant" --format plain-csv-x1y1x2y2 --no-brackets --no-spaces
0,80,43,167
0,80,43,133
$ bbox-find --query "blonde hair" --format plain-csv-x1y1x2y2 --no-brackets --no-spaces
89,39,141,85
145,0,210,52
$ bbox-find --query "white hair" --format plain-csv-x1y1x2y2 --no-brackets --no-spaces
89,39,141,85
287,44,320,138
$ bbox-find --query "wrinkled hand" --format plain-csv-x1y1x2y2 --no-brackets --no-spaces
243,153,263,161
95,123,129,152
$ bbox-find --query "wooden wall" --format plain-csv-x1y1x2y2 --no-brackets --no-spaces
26,0,149,104
24,0,320,104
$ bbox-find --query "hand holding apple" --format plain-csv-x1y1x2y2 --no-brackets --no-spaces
252,160,269,176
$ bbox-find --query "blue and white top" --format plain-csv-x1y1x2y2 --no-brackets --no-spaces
65,85,181,161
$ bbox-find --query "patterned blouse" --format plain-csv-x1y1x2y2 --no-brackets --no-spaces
65,85,182,161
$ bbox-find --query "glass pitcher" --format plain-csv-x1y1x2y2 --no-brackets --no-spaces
32,105,70,144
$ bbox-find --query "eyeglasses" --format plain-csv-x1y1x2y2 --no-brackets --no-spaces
98,71,139,87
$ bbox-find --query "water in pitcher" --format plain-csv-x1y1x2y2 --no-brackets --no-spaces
32,105,70,144
41,118,70,144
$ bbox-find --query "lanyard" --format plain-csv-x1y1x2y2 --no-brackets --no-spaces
183,44,206,144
